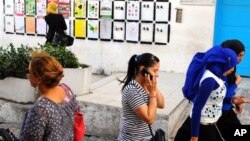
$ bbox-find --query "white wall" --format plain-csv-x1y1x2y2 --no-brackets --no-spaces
0,1,216,75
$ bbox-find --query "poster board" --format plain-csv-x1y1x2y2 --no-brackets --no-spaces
87,0,99,19
15,0,25,16
113,1,125,20
26,0,36,16
5,0,14,15
113,21,125,41
26,16,36,34
87,20,99,39
36,17,47,35
100,19,112,40
5,16,15,33
74,0,86,18
154,23,168,44
58,0,71,18
74,19,86,38
15,16,25,33
126,22,139,42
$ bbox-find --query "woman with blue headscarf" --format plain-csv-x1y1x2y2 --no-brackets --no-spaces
217,39,247,141
174,46,238,141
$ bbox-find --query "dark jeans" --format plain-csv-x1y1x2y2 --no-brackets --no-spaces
217,108,241,141
174,117,224,141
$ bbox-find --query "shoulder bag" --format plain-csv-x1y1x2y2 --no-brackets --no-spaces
52,33,74,47
60,83,86,141
149,125,166,141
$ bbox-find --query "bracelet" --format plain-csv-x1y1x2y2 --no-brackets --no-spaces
149,95,156,98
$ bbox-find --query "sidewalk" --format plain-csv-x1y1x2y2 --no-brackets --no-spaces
1,71,249,141
78,71,188,141
81,72,250,141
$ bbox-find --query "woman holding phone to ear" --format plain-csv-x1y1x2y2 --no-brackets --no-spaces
118,53,165,141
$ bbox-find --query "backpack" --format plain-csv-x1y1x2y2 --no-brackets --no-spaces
0,128,18,141
182,52,206,101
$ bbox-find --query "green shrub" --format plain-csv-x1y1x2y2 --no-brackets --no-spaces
0,44,31,79
0,43,87,79
39,43,80,68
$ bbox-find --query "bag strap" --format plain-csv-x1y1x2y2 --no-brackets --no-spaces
148,124,154,139
59,83,81,112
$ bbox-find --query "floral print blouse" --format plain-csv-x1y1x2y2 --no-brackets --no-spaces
19,84,79,141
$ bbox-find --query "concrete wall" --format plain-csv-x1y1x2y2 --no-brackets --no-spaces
0,1,216,75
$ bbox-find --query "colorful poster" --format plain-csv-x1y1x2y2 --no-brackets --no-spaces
126,22,139,42
37,0,47,17
15,16,25,33
74,0,86,18
26,0,36,15
113,1,125,20
155,2,169,22
5,16,15,33
140,23,153,42
58,0,71,18
100,0,112,19
26,16,36,34
126,1,140,21
5,0,14,15
47,0,58,4
87,20,99,39
87,0,99,19
100,19,111,39
113,22,125,41
141,2,154,21
74,19,86,38
15,0,25,16
36,17,47,35
154,23,168,44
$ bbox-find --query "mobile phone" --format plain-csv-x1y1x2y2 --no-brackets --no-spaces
141,68,153,80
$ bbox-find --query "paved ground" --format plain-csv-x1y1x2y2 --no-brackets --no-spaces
1,72,250,141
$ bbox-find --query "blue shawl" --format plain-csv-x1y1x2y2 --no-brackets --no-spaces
182,46,238,101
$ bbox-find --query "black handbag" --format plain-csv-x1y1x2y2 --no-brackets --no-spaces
149,125,166,141
65,35,74,46
52,33,74,47
0,128,18,141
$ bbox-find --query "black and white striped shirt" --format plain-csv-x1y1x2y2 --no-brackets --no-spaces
118,79,156,141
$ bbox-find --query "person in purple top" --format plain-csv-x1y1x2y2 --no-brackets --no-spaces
175,46,238,141
19,51,79,141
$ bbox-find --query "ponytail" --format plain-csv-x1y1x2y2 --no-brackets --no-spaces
118,54,139,90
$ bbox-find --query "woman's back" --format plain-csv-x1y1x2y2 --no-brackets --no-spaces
45,14,67,35
19,85,78,141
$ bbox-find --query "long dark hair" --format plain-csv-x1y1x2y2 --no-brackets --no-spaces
221,39,245,85
119,53,160,90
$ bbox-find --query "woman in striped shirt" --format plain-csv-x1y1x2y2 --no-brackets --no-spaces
118,53,165,141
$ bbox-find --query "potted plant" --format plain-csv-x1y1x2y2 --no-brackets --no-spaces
40,44,92,95
0,44,91,104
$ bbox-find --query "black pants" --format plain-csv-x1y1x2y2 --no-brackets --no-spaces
174,117,224,141
217,108,241,141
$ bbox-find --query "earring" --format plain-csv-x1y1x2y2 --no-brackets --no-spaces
35,86,39,95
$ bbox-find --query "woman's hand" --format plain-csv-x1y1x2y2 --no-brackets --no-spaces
190,136,198,141
232,95,246,114
144,73,157,95
235,75,242,85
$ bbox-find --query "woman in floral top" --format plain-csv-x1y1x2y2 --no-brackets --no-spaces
19,51,79,141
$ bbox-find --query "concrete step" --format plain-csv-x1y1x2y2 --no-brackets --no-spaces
77,71,187,140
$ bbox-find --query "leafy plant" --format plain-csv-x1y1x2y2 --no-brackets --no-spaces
0,44,31,79
0,43,87,79
39,43,81,68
